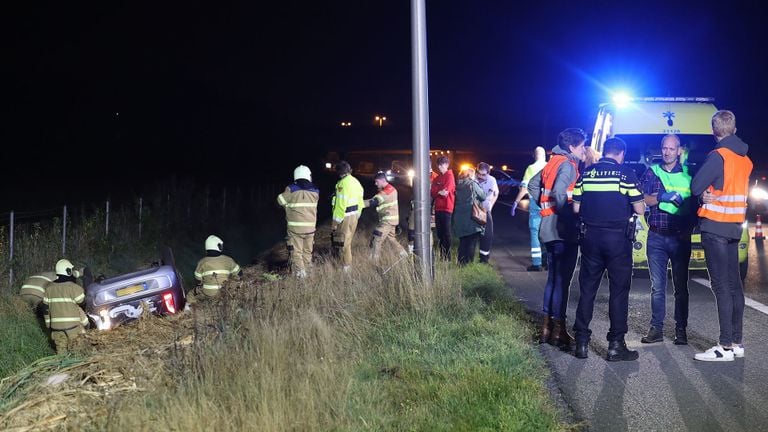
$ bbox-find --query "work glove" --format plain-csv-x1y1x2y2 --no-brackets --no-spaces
659,191,683,207
510,201,518,216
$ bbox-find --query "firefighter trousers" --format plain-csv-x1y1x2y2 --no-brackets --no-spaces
333,214,359,267
287,231,315,274
371,223,405,260
50,326,84,353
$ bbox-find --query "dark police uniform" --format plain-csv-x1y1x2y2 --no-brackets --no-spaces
572,157,644,346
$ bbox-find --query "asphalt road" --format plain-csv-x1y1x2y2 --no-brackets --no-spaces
491,202,768,432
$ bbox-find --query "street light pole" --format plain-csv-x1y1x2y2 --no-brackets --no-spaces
411,0,432,285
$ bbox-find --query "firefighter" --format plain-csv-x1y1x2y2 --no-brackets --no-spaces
42,259,88,353
331,161,364,272
365,172,407,261
194,235,242,298
277,165,319,278
20,270,57,308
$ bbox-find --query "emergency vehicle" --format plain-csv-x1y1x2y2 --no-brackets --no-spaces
590,96,750,277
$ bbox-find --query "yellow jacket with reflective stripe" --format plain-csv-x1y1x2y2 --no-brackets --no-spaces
194,255,241,297
367,183,399,225
277,183,319,234
43,281,88,330
20,271,56,304
332,174,364,223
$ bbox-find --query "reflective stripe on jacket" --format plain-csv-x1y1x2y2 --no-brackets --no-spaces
20,271,56,302
43,281,88,329
332,175,364,223
277,184,319,234
539,155,578,217
698,147,752,223
194,255,241,297
368,183,399,225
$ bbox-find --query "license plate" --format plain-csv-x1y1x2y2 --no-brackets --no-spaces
116,284,146,297
691,250,705,260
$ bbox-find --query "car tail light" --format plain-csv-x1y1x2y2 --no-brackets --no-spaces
163,292,176,314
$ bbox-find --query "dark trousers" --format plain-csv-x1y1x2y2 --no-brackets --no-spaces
541,240,579,320
435,211,453,260
702,232,744,346
458,232,481,265
574,227,633,343
478,212,494,263
647,230,691,331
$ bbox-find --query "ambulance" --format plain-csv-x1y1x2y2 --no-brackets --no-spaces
590,96,749,277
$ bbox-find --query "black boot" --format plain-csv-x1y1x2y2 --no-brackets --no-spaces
606,340,639,362
641,326,663,344
538,316,553,344
575,342,589,359
673,328,688,345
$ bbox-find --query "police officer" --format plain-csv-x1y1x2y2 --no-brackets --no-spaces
572,137,646,361
43,259,88,353
194,235,242,298
365,172,407,261
331,161,364,272
277,165,319,278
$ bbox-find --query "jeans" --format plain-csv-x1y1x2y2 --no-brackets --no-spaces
647,231,691,331
435,211,453,260
541,240,578,320
574,227,633,343
458,232,481,265
478,212,494,263
702,231,744,346
529,200,545,266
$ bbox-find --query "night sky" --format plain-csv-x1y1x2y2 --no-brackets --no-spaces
4,1,768,207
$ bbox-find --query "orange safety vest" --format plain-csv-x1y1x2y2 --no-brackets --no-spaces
697,148,752,223
539,155,579,217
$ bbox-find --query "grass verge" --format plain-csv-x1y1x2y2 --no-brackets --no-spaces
0,296,54,379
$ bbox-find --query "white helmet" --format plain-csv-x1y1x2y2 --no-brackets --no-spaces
294,165,312,181
55,259,75,276
205,235,224,252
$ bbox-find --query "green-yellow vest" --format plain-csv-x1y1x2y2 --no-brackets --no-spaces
651,164,691,215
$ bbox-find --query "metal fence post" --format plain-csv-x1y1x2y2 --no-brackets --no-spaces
62,205,67,255
106,200,110,237
138,197,143,238
9,211,14,288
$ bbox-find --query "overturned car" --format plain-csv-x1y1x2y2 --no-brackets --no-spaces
83,247,186,330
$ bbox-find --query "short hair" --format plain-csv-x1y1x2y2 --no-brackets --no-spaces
374,171,387,181
603,137,626,156
459,167,475,180
557,128,587,151
477,162,490,173
661,134,681,148
335,160,351,175
436,155,450,166
712,110,736,139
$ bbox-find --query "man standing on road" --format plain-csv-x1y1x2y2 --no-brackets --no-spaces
431,156,456,260
365,172,407,261
331,161,364,272
572,137,646,361
691,110,752,362
277,165,319,278
528,128,586,348
511,146,548,271
640,134,694,345
476,162,499,263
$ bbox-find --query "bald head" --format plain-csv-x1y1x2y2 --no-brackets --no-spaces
534,146,546,162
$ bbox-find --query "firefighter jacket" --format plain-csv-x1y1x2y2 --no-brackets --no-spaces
43,279,88,331
20,271,56,306
332,174,364,224
194,253,242,297
366,183,399,226
277,180,319,235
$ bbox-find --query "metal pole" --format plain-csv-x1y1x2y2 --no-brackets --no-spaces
105,200,110,237
138,197,143,239
9,211,14,288
411,0,433,284
62,205,67,255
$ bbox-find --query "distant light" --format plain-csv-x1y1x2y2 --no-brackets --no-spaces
489,165,494,170
751,187,768,200
501,165,508,171
446,150,450,154
407,169,415,179
612,92,632,107
382,117,387,121
325,162,332,169
375,116,381,120
460,163,471,172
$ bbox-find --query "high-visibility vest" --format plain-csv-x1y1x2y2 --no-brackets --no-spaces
369,183,400,225
697,148,752,223
194,255,241,297
650,164,692,215
539,155,578,217
332,174,364,224
20,271,56,305
43,281,88,330
277,184,319,235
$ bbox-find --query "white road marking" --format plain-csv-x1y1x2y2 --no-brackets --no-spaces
691,277,768,315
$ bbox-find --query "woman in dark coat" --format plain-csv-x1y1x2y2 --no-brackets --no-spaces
453,168,487,265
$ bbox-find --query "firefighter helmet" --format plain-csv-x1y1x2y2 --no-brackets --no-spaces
55,259,75,276
205,235,224,252
294,165,312,181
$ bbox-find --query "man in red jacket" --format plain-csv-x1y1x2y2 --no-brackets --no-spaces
431,155,456,259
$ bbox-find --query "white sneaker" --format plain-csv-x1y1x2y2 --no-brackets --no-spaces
694,345,735,362
732,344,745,358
